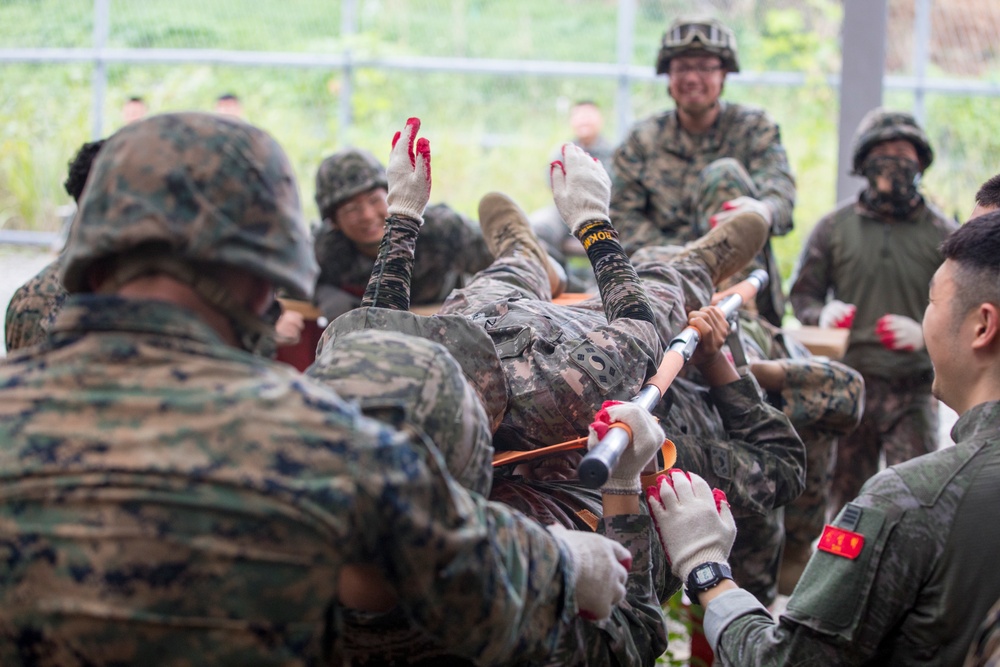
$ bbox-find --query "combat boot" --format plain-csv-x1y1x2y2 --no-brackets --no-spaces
478,192,567,298
671,209,770,286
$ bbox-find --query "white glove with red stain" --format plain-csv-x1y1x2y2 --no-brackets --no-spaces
645,470,736,582
547,524,631,621
588,400,665,495
876,314,924,351
819,299,857,329
550,143,612,233
386,117,431,225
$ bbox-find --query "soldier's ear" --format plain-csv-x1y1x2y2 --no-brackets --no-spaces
971,302,999,351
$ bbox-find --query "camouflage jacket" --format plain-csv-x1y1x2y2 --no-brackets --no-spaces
706,400,1000,666
4,256,67,352
789,197,957,381
0,295,586,667
312,203,493,321
610,101,795,253
966,598,1000,667
656,373,805,517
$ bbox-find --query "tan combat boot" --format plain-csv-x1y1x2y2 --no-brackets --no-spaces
672,208,770,286
478,192,567,298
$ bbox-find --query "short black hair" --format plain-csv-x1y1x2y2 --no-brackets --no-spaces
217,93,239,102
63,139,107,203
572,100,598,108
940,210,1000,318
974,173,1000,210
127,96,145,104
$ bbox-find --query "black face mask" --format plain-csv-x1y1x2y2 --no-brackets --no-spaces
859,155,923,218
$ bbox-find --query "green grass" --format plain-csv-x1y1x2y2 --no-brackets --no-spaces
1,0,998,288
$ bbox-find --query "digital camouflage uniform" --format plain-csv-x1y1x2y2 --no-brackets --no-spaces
312,147,493,321
326,232,804,664
967,599,1000,667
0,113,587,667
611,101,795,324
722,315,864,605
306,328,496,667
789,194,957,516
705,400,1000,666
3,256,67,352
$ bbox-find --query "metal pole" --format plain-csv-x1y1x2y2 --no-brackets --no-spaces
836,0,888,203
912,0,933,124
338,0,358,143
614,0,637,143
91,0,109,140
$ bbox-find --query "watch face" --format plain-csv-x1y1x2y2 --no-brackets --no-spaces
694,566,715,585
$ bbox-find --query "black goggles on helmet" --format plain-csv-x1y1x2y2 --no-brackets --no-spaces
662,22,732,51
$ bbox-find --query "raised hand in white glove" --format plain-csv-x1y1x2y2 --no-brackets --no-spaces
587,400,665,495
645,470,736,582
819,299,857,329
550,143,612,234
709,196,772,230
876,314,924,351
547,524,631,620
386,117,431,225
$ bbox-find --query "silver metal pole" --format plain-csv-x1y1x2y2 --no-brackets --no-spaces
912,0,933,124
90,0,109,140
614,0,637,143
836,0,888,203
338,0,358,143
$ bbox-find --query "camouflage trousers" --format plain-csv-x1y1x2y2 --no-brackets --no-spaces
695,158,785,325
439,248,713,448
830,374,938,518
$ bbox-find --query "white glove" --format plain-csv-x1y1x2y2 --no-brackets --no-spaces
645,470,736,582
587,401,665,495
386,117,431,225
550,143,612,234
876,314,924,351
819,299,856,329
547,524,630,621
710,196,772,230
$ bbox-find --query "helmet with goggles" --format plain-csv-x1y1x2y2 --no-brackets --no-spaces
655,18,740,75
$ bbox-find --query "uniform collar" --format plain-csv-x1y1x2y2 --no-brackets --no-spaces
951,400,1000,444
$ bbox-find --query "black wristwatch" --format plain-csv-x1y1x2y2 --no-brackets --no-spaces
685,562,733,601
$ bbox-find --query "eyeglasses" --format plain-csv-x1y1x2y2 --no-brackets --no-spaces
336,190,387,224
669,63,724,77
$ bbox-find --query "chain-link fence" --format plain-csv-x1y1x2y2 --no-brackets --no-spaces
1,0,999,282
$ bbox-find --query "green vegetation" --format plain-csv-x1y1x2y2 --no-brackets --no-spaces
1,0,998,294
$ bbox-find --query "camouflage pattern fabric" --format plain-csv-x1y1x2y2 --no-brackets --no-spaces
313,202,494,321
710,400,1000,666
314,147,388,215
789,197,955,518
438,245,713,450
307,328,494,497
610,101,795,323
0,296,583,666
4,257,67,352
966,599,1000,667
60,113,318,301
829,373,937,517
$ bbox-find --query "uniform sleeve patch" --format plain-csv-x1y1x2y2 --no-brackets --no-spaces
817,524,865,559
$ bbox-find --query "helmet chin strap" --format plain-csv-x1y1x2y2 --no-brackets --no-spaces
99,253,277,356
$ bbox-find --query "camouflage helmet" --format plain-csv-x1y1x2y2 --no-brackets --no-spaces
309,329,495,496
61,112,318,300
851,107,934,174
314,148,388,219
656,17,740,75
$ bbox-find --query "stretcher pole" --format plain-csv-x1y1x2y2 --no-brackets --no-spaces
577,269,769,488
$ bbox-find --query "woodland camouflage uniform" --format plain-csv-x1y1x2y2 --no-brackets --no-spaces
312,148,493,321
4,257,66,352
0,113,587,667
611,101,795,325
